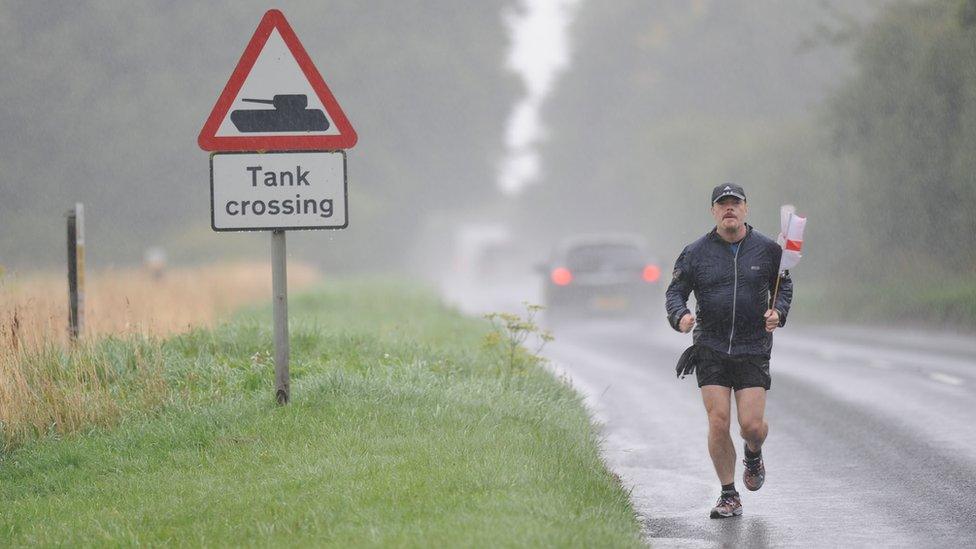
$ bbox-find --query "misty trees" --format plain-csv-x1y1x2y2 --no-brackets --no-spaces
0,2,517,269
516,0,975,324
829,0,976,269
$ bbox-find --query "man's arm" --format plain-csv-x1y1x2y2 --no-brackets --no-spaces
665,247,694,332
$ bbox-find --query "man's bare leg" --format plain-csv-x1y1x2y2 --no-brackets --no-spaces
735,386,768,491
701,385,735,484
734,387,768,452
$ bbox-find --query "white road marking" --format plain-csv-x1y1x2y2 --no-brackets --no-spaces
929,372,964,386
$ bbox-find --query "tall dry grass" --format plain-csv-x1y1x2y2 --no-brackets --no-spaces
0,261,319,347
0,262,319,451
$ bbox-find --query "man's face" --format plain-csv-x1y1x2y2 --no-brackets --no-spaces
711,197,748,232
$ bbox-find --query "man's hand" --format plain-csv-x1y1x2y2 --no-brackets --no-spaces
764,309,780,332
679,313,696,333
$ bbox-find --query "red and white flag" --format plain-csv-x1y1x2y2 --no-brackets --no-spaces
776,204,806,273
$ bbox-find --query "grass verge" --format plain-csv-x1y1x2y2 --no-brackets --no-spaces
792,273,976,330
0,280,642,547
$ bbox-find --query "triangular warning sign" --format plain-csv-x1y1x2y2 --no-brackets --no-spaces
198,9,357,151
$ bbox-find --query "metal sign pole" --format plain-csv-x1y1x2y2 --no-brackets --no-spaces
271,229,290,404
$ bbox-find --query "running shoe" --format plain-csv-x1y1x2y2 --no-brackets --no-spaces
709,492,742,519
743,453,765,491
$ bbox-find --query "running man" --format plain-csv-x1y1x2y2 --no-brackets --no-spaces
665,183,794,518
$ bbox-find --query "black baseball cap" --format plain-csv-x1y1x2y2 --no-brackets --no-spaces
711,183,746,204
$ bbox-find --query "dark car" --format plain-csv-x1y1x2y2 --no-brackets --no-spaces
540,234,663,322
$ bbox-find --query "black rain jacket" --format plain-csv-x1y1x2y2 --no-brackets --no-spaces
665,224,793,357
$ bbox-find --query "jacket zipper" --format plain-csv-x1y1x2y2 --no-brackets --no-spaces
727,239,741,354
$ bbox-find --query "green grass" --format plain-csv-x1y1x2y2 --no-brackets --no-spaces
793,273,976,329
0,279,642,547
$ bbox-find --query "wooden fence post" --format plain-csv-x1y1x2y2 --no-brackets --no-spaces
66,203,85,341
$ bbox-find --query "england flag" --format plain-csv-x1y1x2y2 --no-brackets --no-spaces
776,204,806,273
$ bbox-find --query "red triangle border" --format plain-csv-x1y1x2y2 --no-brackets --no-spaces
198,9,357,151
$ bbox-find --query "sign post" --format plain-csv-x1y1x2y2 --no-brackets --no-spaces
272,229,289,404
198,9,357,404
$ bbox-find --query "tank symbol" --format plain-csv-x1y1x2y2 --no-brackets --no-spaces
230,94,330,132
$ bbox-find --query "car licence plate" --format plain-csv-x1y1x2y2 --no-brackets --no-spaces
591,295,628,311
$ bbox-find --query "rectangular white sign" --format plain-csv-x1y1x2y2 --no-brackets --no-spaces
210,151,347,231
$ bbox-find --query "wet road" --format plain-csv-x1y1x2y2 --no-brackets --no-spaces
442,278,976,547
546,319,976,548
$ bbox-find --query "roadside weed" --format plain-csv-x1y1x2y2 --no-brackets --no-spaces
483,303,554,376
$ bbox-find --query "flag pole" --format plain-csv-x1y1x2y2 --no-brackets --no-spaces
769,272,782,312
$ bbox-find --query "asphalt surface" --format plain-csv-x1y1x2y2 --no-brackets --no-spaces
443,278,976,548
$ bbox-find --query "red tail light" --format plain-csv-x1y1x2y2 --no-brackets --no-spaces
642,264,661,283
551,267,573,286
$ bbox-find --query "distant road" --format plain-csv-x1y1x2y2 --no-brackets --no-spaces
444,278,976,547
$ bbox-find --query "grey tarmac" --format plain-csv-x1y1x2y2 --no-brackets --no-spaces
545,319,976,548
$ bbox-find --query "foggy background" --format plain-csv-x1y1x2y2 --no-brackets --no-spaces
1,0,974,329
0,0,517,271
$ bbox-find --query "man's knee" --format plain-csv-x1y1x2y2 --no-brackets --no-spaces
708,410,731,432
739,419,766,441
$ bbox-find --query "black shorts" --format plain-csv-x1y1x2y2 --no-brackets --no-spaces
694,345,771,390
